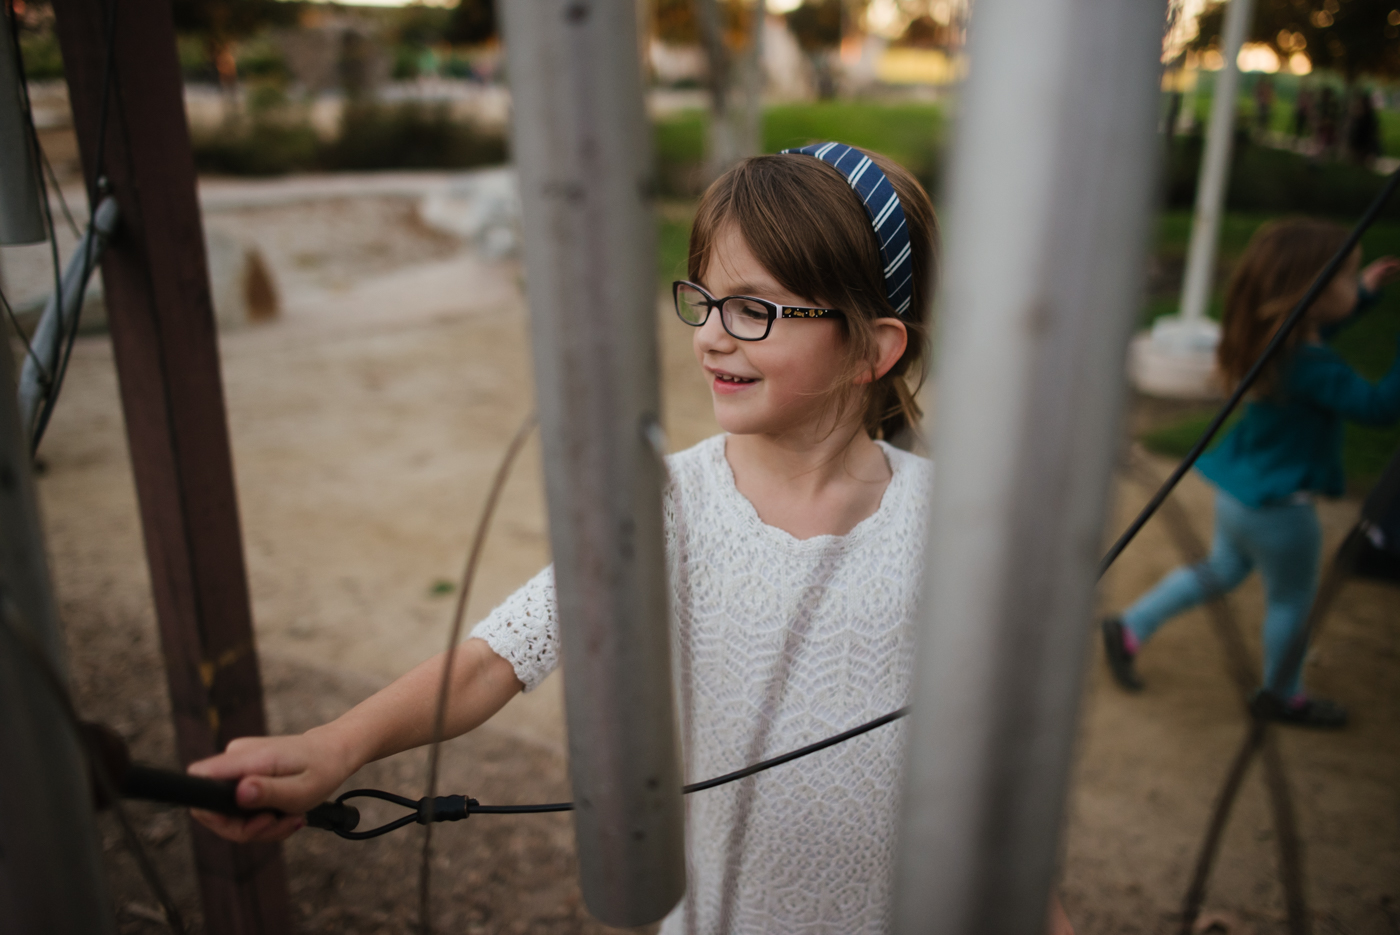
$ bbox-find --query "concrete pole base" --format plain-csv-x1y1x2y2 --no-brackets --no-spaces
1129,315,1222,400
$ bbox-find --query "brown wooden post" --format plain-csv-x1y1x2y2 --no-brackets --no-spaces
49,2,292,932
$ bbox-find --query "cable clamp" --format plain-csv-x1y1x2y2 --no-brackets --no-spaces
418,794,477,825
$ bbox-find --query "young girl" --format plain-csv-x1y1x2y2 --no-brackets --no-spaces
1103,218,1400,727
188,145,969,933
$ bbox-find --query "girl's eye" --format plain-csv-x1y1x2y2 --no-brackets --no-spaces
733,301,768,322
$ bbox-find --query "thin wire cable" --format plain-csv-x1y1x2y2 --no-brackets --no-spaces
0,593,187,933
0,285,51,384
41,145,83,240
1099,166,1400,578
419,411,537,935
5,2,64,401
28,0,120,453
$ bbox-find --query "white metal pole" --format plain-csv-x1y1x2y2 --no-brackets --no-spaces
498,0,685,926
1179,0,1254,324
0,307,115,931
894,0,1167,932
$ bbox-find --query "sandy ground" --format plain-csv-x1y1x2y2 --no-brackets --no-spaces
11,189,1398,934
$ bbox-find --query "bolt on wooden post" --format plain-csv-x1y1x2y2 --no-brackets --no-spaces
500,0,686,924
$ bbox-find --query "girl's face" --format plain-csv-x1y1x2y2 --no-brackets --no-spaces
1309,248,1361,326
693,223,852,438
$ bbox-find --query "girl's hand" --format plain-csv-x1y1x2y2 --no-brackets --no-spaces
1361,257,1400,294
186,727,357,843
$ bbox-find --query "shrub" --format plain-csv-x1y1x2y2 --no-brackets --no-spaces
192,120,320,176
190,102,508,175
323,101,507,171
1164,134,1400,221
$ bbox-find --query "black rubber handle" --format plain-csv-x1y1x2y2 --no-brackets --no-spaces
120,764,359,832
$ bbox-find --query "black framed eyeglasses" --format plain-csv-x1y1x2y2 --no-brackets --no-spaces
672,281,843,342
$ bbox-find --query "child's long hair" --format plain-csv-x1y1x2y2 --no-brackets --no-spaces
687,149,939,441
1218,218,1349,395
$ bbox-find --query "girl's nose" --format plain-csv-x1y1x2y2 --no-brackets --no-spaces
694,309,736,353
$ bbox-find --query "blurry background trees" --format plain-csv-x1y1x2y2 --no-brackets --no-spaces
1192,0,1400,81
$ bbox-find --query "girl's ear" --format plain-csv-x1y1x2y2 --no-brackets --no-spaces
855,318,909,385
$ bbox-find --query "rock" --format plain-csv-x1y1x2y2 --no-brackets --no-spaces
15,228,281,334
418,168,520,259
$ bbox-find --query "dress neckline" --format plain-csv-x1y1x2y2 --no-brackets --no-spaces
708,434,908,548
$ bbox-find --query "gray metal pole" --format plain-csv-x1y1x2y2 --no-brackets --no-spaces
0,297,115,932
0,6,47,245
894,0,1167,932
1179,0,1254,324
499,0,685,926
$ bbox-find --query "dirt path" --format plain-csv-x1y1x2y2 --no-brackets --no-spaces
21,193,1398,934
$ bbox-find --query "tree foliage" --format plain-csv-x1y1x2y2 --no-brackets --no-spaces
1191,0,1400,80
785,0,843,52
170,0,301,85
445,0,497,46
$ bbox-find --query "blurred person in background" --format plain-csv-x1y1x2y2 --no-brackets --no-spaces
1102,219,1400,728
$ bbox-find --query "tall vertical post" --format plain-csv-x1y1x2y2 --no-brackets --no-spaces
50,2,291,933
500,0,685,925
895,0,1166,932
1,305,114,933
0,7,46,245
1179,0,1254,325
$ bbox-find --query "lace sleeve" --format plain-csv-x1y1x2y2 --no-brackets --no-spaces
468,565,559,692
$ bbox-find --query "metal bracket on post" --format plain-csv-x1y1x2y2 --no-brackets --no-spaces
500,0,685,925
896,0,1168,932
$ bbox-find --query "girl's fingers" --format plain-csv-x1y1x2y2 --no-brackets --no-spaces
234,772,326,814
190,809,307,844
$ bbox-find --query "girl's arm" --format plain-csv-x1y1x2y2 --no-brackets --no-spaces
1292,338,1400,427
1321,258,1398,341
187,637,523,843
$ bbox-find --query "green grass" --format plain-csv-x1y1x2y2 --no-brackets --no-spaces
1142,212,1400,489
653,100,944,195
658,201,696,284
1381,110,1400,160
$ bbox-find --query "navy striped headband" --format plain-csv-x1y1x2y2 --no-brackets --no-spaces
780,142,915,319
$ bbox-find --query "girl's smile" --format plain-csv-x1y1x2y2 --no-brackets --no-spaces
706,366,759,393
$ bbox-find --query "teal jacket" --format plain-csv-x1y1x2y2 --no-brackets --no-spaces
1197,286,1400,507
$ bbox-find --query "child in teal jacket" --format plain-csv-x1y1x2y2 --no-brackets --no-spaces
1103,218,1400,727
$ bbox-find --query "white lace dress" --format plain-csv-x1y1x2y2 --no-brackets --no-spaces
471,434,931,934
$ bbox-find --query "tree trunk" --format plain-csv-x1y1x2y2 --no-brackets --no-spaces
697,0,763,181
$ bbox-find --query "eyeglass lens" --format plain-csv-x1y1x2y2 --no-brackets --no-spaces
675,283,773,340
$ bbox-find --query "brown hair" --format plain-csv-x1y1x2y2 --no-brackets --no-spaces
1218,217,1350,395
687,148,940,441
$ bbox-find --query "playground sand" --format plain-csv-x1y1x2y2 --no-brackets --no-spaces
24,195,1399,934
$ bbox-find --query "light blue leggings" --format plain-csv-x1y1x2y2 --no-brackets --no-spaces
1122,489,1321,698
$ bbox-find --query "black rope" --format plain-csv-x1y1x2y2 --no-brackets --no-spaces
294,705,915,840
1099,166,1400,578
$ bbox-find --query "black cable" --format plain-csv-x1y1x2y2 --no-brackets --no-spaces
27,0,120,453
0,284,52,384
315,706,912,840
4,1,64,403
41,144,82,240
0,593,188,933
1098,166,1400,578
